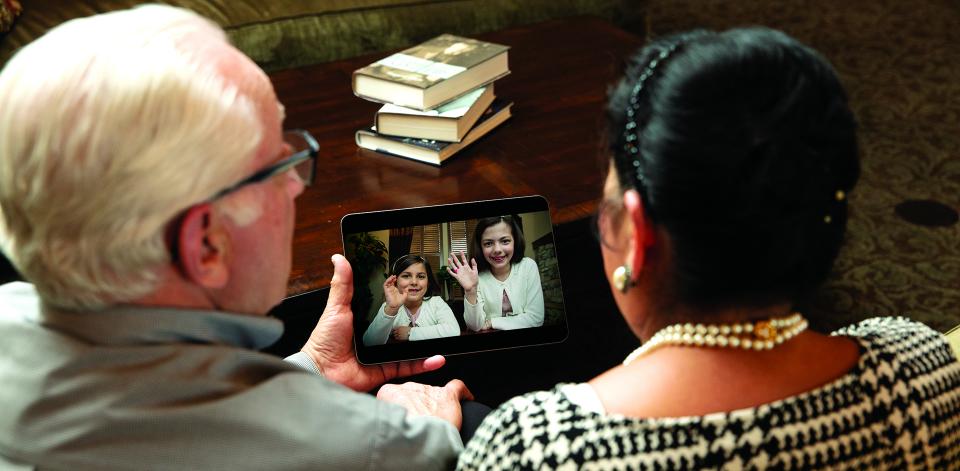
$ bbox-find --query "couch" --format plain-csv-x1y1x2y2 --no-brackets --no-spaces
1,0,646,71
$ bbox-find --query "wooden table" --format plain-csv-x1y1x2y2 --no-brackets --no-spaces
271,17,642,295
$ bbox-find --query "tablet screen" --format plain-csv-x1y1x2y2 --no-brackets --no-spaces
342,196,569,364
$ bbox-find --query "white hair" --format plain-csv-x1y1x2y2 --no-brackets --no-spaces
0,5,263,310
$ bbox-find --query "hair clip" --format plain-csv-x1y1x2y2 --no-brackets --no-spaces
392,254,425,273
622,42,682,178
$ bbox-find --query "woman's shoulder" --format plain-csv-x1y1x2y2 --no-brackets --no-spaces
834,316,960,400
834,316,957,366
834,315,942,338
831,317,960,453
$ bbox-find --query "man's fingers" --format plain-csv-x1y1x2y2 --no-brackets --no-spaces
403,355,445,377
444,379,474,401
422,355,446,371
375,355,445,384
326,254,354,310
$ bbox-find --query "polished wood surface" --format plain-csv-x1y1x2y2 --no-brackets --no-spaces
272,17,642,294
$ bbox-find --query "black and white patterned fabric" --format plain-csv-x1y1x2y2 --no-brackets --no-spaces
458,317,960,470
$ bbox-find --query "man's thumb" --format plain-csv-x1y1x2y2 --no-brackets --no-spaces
327,254,354,308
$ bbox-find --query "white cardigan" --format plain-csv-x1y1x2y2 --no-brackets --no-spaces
362,296,460,346
463,257,544,331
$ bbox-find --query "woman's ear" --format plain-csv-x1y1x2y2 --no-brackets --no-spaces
623,189,656,282
176,203,230,289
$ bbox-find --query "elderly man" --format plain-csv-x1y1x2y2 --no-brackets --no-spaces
0,5,471,469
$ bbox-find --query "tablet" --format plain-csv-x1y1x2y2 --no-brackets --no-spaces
342,195,569,364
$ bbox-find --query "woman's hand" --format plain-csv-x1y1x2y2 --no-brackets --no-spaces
447,251,479,293
392,326,411,341
383,275,404,315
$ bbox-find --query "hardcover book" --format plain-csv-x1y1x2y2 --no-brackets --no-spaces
375,85,495,142
352,34,510,111
356,100,513,166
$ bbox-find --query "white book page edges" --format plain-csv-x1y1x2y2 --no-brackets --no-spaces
375,53,466,81
379,87,487,118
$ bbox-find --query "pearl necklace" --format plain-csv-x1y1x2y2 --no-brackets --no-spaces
623,312,808,365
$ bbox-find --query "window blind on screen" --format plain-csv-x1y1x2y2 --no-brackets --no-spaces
446,219,477,299
410,224,442,276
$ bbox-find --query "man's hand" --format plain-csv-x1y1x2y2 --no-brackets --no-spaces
377,380,474,430
300,254,446,392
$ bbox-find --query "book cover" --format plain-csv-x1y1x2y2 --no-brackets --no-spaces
353,34,510,110
375,85,495,142
356,100,513,166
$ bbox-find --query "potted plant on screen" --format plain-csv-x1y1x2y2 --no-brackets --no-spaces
437,266,460,300
345,233,387,322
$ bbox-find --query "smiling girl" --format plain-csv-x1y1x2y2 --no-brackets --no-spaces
448,216,545,332
362,254,460,345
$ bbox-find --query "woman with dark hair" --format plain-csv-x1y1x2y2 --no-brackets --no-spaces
458,28,960,468
362,254,460,345
447,215,545,332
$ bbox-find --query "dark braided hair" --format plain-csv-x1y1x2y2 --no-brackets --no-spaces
607,28,859,309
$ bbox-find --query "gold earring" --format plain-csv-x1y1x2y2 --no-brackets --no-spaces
613,265,633,293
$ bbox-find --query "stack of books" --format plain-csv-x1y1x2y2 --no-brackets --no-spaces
352,34,513,165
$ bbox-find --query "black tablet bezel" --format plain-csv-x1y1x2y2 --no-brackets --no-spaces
342,195,569,364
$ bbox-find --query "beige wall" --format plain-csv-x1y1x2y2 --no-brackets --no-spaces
521,211,553,255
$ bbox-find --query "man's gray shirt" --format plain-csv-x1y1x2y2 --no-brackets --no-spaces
0,282,462,470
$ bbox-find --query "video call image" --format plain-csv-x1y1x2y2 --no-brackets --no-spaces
343,210,566,348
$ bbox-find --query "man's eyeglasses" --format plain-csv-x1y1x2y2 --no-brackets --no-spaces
208,129,319,201
591,198,624,249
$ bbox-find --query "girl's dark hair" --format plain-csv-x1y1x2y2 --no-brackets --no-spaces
391,254,440,299
471,215,526,272
607,27,859,309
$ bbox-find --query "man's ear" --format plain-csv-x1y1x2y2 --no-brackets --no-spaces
623,189,656,283
176,203,229,289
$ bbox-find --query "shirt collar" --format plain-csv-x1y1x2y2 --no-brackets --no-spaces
38,299,284,350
